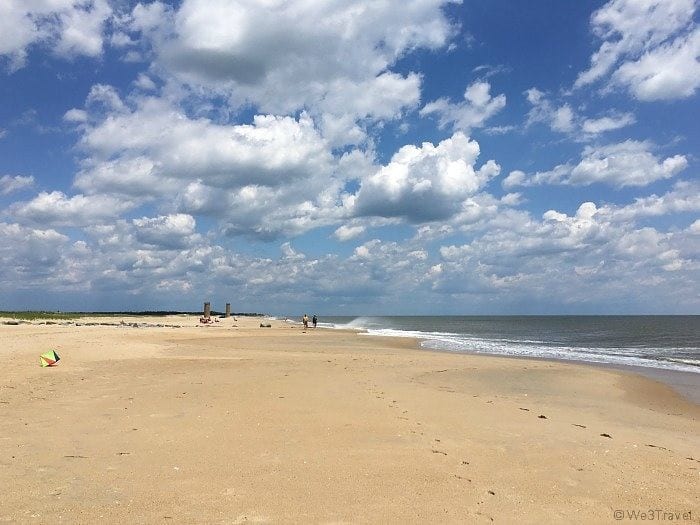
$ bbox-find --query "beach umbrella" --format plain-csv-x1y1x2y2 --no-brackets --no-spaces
39,350,60,367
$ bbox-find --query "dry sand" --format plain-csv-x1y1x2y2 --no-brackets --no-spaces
1,315,698,524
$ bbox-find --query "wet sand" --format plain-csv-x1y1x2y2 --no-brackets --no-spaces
1,315,698,523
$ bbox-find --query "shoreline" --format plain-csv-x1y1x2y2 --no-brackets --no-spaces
420,342,700,406
317,323,700,406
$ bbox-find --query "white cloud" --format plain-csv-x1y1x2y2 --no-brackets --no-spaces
9,191,136,227
611,27,700,101
353,132,500,222
0,222,75,288
2,189,699,312
74,156,169,198
502,170,526,190
420,81,506,132
63,108,88,123
85,83,128,114
63,89,344,237
76,94,342,237
597,180,700,221
510,140,687,188
124,0,459,130
431,194,699,307
110,31,134,48
500,192,523,207
525,88,635,138
133,73,157,91
77,95,333,190
551,104,575,133
0,174,34,195
319,114,367,148
0,0,112,70
525,89,576,132
581,112,636,134
575,0,699,100
320,72,422,121
64,83,516,239
66,91,348,238
334,224,366,242
53,0,112,58
132,213,198,249
129,1,173,34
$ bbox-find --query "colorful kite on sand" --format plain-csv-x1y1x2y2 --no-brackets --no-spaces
39,350,60,367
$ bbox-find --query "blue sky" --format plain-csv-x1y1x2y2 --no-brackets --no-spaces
0,0,698,315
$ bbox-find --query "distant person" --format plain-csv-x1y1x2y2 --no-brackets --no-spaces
312,315,317,328
302,314,309,329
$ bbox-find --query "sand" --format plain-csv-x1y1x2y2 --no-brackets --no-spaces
1,315,698,524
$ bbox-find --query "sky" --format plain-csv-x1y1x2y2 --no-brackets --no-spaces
0,0,698,315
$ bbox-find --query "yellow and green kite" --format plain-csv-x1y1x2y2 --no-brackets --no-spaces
39,350,60,367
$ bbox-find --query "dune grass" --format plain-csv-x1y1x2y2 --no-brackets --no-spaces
0,311,83,321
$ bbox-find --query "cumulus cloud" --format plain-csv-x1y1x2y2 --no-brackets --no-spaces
63,108,88,123
611,27,700,101
64,82,516,238
420,81,506,132
525,88,635,138
132,213,198,250
53,0,112,58
2,188,699,312
353,132,500,222
74,94,333,190
430,194,699,309
0,222,98,293
334,224,366,242
507,140,687,188
0,174,34,195
63,87,354,238
0,0,112,70
502,170,526,189
320,72,422,121
597,180,700,221
581,113,636,134
9,191,136,227
550,104,575,133
133,73,157,91
575,0,699,100
0,219,437,309
121,0,458,131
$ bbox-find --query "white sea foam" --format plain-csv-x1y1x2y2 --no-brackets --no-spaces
325,324,700,375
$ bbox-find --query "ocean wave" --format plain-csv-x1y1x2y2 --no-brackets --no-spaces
335,325,700,375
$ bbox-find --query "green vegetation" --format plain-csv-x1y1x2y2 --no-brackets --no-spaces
0,311,83,320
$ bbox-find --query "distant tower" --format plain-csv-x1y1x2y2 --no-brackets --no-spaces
225,303,231,318
203,302,211,319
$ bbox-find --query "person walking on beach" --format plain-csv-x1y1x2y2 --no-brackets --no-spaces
312,315,317,328
302,314,309,329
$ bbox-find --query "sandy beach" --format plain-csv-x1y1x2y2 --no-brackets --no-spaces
1,315,698,524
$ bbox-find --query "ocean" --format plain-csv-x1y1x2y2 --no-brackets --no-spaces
315,315,700,375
